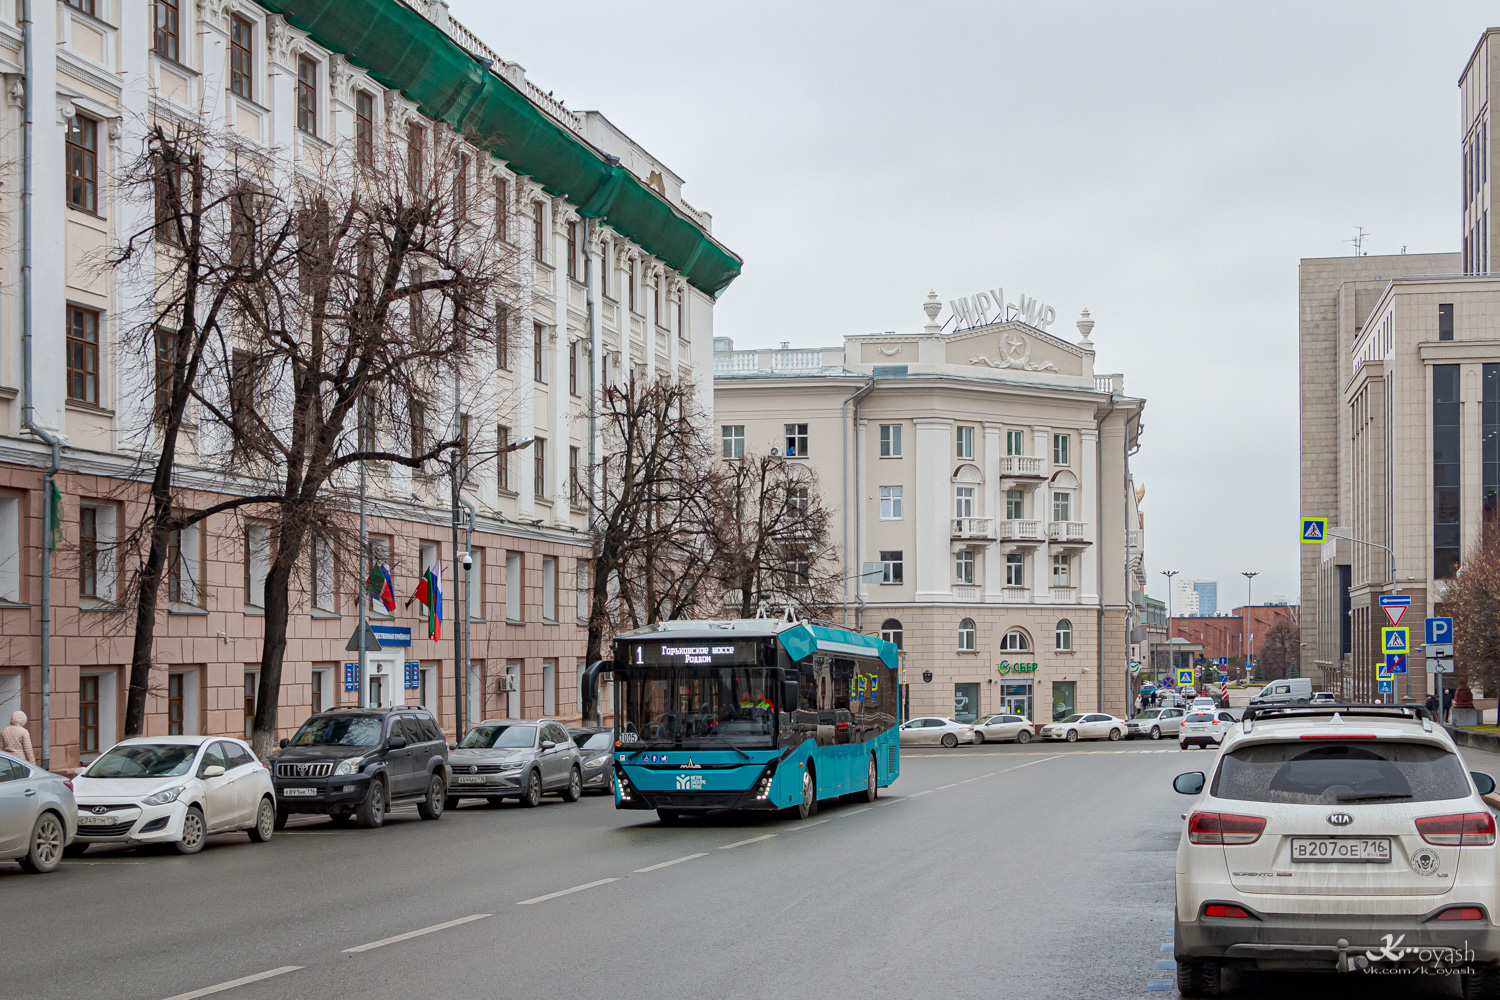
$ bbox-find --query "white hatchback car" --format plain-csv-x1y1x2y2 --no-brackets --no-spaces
971,714,1034,744
1040,713,1127,742
1180,709,1238,750
71,737,277,855
1172,706,1500,997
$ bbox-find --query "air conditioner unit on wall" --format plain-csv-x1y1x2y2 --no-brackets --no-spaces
496,674,519,693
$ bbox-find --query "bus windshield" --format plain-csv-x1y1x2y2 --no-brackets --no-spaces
619,667,777,748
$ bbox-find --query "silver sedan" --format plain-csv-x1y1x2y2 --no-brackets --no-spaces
971,714,1034,744
0,750,76,874
568,727,616,795
898,717,977,748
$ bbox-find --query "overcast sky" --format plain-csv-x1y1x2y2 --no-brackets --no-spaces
455,0,1496,607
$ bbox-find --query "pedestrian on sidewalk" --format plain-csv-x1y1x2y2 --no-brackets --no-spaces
1443,688,1454,723
1,710,35,763
1425,693,1439,718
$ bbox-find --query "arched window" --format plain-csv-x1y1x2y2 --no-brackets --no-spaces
999,629,1030,651
1055,619,1073,651
880,618,903,650
958,618,976,652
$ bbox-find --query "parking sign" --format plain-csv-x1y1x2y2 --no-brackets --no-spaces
1426,617,1454,646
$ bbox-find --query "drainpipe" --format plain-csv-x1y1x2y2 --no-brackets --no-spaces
840,377,876,627
1122,410,1142,714
21,0,63,771
1095,395,1116,714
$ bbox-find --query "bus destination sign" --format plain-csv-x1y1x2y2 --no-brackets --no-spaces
627,639,761,667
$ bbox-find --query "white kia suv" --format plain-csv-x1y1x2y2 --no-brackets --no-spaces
1172,705,1500,997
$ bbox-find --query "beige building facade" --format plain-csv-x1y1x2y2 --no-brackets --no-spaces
715,298,1144,723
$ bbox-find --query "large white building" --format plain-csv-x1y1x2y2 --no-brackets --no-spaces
714,295,1145,722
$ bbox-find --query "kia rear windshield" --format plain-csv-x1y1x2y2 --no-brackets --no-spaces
1212,741,1470,804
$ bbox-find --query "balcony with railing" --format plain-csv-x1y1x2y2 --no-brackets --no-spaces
951,584,982,602
998,455,1045,479
1095,373,1125,394
1001,586,1031,604
1048,586,1079,605
952,517,994,541
999,519,1044,543
713,347,844,374
1048,521,1089,544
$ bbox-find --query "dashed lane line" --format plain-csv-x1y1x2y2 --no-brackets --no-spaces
936,783,958,790
633,853,708,873
783,818,832,830
516,880,619,905
344,913,491,950
719,834,778,850
160,966,303,1000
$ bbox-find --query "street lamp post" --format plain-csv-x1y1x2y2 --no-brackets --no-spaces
1160,570,1178,686
1241,571,1258,683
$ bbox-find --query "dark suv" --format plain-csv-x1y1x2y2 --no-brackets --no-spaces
271,708,450,829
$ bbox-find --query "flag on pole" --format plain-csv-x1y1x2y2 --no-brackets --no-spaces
406,564,443,640
366,564,396,613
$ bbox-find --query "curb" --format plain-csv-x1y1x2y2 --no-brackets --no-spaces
1446,725,1500,753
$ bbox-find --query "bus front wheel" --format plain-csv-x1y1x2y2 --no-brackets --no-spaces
792,767,817,820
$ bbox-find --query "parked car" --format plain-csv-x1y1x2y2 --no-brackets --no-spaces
271,707,449,829
1178,709,1238,749
1040,713,1127,742
1172,705,1500,997
1247,677,1313,707
1126,707,1186,740
0,749,76,873
1310,691,1337,705
971,714,1034,744
1190,697,1218,711
1157,692,1187,710
70,737,275,855
568,727,616,794
898,717,976,748
447,719,583,808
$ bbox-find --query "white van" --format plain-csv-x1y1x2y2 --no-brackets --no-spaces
1247,676,1312,706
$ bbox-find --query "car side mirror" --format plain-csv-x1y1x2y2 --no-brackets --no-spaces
279,738,289,749
201,765,226,779
1474,771,1497,796
449,742,458,751
387,735,408,750
541,740,557,750
1173,772,1205,795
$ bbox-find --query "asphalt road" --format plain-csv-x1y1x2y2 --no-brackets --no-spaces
5,739,1500,1000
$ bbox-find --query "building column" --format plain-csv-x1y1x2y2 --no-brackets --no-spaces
1080,427,1099,603
552,201,573,525
983,423,1003,599
667,277,682,383
914,418,953,601
855,416,870,604
643,261,660,382
1031,425,1051,601
1462,364,1483,558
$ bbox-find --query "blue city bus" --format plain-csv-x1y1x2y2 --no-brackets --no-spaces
585,617,900,821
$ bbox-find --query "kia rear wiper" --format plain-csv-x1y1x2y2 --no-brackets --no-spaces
1335,792,1414,802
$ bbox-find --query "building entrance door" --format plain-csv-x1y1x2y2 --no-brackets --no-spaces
1001,681,1033,719
363,652,404,709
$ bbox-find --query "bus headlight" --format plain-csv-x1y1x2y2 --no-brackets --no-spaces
752,763,777,801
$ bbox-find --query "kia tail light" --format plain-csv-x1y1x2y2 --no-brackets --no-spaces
1416,813,1496,846
1188,811,1266,845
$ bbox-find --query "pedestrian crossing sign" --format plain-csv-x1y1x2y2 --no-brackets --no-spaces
1382,627,1409,654
1177,668,1194,687
1377,660,1394,680
1300,518,1328,543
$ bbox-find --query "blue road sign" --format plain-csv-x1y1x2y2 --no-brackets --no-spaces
344,662,359,692
1378,679,1394,694
1301,518,1328,543
1379,595,1412,607
1382,627,1409,654
1386,653,1407,675
1426,617,1454,646
1216,657,1228,666
1218,674,1229,684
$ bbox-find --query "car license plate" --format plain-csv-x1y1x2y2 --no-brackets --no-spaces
282,787,318,797
455,775,486,784
1289,837,1391,863
77,812,115,825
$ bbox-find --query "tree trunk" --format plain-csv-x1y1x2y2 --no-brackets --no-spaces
251,533,302,759
122,511,172,737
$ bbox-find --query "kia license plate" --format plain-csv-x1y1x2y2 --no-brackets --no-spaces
282,787,318,797
455,775,486,784
1289,837,1391,863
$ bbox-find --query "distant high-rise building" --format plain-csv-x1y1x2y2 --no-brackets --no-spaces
1192,581,1218,617
1173,578,1217,617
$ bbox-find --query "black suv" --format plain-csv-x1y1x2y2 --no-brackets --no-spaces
271,707,450,829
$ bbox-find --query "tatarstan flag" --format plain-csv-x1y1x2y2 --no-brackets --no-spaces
406,565,443,640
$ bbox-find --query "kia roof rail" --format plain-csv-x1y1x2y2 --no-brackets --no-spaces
1240,704,1430,736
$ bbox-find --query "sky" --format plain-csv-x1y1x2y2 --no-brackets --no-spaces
453,0,1498,606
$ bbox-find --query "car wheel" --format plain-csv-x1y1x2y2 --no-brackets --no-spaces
417,774,445,820
1065,730,1078,743
174,805,207,855
1461,966,1500,1000
520,769,543,808
1176,958,1222,997
972,731,986,745
561,768,582,803
792,766,818,820
1180,742,1189,751
859,753,878,803
1150,726,1161,740
1015,730,1032,744
940,733,958,748
273,807,289,831
1108,728,1122,741
354,779,386,829
249,797,276,843
18,811,65,874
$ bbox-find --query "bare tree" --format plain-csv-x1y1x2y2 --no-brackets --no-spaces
1257,610,1301,682
109,121,301,738
1442,527,1500,697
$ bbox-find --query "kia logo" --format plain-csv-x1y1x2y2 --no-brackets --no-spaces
1327,813,1354,826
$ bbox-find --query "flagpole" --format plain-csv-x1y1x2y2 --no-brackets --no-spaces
358,393,368,710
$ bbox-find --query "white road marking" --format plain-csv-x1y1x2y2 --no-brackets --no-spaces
516,880,619,905
634,853,708,873
160,966,303,1000
959,777,982,784
343,913,491,949
783,818,832,830
937,783,958,789
841,807,871,817
911,790,932,796
981,772,997,778
719,833,777,849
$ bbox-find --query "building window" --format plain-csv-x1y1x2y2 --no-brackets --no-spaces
1000,629,1029,651
1053,433,1069,466
577,559,591,623
1485,364,1500,523
566,221,579,280
532,202,545,262
66,0,97,14
1055,619,1073,651
244,672,257,740
955,486,975,519
956,425,974,460
1052,553,1070,587
495,177,510,242
0,496,19,602
787,485,810,514
628,259,638,313
955,550,974,585
1006,489,1023,520
958,618,976,652
676,296,685,340
569,447,581,506
542,660,557,716
79,506,98,599
454,152,469,218
66,114,98,213
879,618,903,649
533,323,546,383
654,273,663,321
406,122,424,188
879,486,902,520
1052,492,1071,522
67,305,100,405
533,437,547,500
311,535,335,613
79,675,99,756
1434,364,1461,579
1005,553,1024,587
229,15,254,100
1439,303,1454,342
243,523,270,607
784,423,808,457
310,670,325,715
505,553,523,621
879,424,902,457
296,57,318,135
1005,429,1024,456
168,673,185,735
568,340,580,396
355,91,374,167
497,424,512,492
721,425,744,459
542,557,557,622
153,0,179,61
152,326,178,423
880,550,903,585
496,304,511,371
